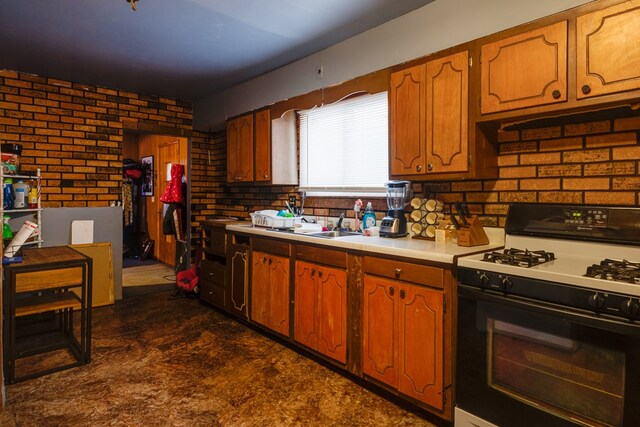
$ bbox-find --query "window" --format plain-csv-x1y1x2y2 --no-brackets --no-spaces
299,92,388,196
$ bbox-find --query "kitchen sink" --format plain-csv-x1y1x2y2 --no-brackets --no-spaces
305,230,361,239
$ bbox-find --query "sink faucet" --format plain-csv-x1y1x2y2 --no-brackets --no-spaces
334,213,345,230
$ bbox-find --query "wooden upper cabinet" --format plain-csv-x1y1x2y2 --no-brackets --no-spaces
389,64,426,176
226,113,254,182
254,109,271,182
425,50,469,174
577,0,640,99
481,21,568,114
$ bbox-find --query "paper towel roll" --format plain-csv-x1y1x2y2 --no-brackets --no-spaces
4,220,38,257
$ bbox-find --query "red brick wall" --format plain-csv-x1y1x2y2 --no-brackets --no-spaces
0,70,192,207
194,116,640,228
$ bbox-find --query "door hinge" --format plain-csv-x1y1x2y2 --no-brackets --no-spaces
443,296,446,313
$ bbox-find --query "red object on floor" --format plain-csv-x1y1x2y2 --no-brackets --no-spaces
176,264,199,293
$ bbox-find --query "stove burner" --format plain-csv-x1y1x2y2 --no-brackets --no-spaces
482,248,556,267
585,259,640,285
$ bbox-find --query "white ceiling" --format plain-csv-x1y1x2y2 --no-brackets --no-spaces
1,0,435,102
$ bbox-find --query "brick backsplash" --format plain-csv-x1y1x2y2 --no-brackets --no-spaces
195,115,640,230
0,70,192,208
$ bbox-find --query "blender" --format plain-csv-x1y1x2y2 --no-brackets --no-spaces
380,180,411,238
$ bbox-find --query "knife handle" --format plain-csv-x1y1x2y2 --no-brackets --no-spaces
461,202,471,217
450,215,460,229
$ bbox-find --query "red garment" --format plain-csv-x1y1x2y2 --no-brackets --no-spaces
160,164,184,204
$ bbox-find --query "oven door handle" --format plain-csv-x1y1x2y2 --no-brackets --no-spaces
458,284,640,338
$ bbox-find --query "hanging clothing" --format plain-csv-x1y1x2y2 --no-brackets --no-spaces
160,164,184,204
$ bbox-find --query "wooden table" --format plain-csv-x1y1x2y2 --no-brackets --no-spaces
2,246,93,384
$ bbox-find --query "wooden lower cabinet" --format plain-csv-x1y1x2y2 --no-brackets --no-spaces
363,274,444,411
294,260,347,364
228,242,249,318
251,250,290,336
200,259,227,309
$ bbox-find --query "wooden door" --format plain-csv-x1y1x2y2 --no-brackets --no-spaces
397,284,444,410
254,109,271,183
237,114,254,182
389,64,427,177
268,254,290,336
577,0,640,99
426,51,469,174
251,251,270,327
156,140,179,266
226,117,240,182
294,261,318,349
481,21,567,114
228,244,248,318
362,275,397,387
317,265,347,364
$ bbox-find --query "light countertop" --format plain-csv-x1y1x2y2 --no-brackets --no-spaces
226,223,505,265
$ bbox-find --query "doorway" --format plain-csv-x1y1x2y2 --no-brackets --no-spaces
122,131,189,288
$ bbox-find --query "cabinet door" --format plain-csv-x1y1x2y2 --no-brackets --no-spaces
397,284,444,410
426,50,469,174
254,109,271,182
362,275,397,387
268,254,290,336
250,251,270,327
389,64,427,177
316,265,347,364
481,21,567,114
294,261,318,349
577,1,640,99
229,244,248,318
237,114,254,182
226,117,240,183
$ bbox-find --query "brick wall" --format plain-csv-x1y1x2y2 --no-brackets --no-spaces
0,70,192,208
197,116,640,229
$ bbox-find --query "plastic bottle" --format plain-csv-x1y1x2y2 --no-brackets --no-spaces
3,179,14,210
362,202,377,229
28,186,38,209
13,180,29,209
3,215,13,240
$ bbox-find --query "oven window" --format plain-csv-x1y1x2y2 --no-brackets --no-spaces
488,318,625,427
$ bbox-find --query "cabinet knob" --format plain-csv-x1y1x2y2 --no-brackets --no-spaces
264,174,268,179
268,258,272,265
427,163,433,171
400,289,406,299
394,268,402,279
262,256,267,264
311,269,316,277
581,85,591,95
318,270,323,278
389,287,395,296
416,164,422,172
552,89,561,99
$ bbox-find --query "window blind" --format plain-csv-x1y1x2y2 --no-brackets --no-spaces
299,92,389,195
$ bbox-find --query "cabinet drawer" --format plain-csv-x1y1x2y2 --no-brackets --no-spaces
200,259,226,287
252,237,291,257
296,245,347,269
363,256,444,289
15,266,84,292
200,279,227,308
202,227,226,256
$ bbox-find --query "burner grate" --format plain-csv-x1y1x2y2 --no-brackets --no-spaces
482,248,555,267
585,259,640,285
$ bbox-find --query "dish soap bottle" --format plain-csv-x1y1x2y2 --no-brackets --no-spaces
3,215,13,248
362,202,377,230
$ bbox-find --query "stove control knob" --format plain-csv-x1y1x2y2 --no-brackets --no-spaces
620,299,640,317
588,293,606,309
501,277,513,291
479,273,490,287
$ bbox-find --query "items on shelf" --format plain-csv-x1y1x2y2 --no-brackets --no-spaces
410,198,445,240
1,143,22,175
4,220,38,257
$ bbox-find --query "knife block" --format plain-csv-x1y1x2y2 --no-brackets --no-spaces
456,216,489,247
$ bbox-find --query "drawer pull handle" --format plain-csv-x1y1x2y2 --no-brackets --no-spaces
268,258,273,265
394,268,402,279
389,287,395,296
311,269,316,277
400,289,406,299
318,270,323,278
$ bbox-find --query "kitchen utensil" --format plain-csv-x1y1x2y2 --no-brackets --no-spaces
455,202,469,226
299,191,306,217
450,215,460,229
461,202,471,218
380,180,411,238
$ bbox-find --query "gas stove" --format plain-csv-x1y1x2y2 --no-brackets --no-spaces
458,203,640,321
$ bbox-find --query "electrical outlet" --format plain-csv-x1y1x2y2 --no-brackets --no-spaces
315,64,324,80
289,195,297,205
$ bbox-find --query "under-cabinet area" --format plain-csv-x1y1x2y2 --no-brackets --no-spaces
197,223,503,423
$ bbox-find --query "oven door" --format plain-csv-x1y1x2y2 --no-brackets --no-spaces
457,285,640,427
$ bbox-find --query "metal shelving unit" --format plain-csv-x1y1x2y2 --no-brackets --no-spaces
1,168,43,252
